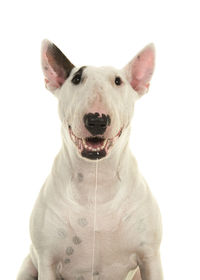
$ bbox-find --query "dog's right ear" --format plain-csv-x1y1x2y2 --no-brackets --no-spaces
41,39,75,92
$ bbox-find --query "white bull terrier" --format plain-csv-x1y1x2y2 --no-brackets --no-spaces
17,40,163,280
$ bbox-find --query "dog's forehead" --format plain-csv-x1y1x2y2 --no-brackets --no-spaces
72,65,119,78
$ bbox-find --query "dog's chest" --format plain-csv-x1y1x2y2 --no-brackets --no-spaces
54,205,138,280
32,169,144,279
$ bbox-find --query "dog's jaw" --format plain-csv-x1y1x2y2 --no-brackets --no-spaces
68,126,123,160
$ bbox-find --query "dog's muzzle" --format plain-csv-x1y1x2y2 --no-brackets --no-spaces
68,125,122,160
68,112,122,160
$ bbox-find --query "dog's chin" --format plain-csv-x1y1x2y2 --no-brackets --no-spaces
68,126,122,161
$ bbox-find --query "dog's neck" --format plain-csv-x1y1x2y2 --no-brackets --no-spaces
52,127,138,205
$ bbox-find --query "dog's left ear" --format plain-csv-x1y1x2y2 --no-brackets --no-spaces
123,44,155,96
41,39,75,92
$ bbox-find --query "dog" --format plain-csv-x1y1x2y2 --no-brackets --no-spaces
17,39,163,280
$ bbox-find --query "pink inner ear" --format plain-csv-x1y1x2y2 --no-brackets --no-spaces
41,40,68,91
41,50,61,90
129,44,155,95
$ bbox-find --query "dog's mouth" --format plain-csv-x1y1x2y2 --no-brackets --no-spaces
69,126,122,160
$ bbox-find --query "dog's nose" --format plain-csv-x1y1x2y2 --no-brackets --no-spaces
83,113,111,135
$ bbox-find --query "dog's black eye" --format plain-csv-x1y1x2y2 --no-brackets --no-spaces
71,66,86,85
115,76,122,86
72,74,81,85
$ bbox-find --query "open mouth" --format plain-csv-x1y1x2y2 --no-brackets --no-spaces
69,127,122,160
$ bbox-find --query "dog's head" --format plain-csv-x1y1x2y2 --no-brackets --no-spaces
41,40,155,161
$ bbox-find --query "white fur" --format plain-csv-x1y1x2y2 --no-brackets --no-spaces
17,42,163,280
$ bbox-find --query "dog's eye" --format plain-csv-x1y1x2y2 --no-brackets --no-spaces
72,74,81,85
115,76,122,86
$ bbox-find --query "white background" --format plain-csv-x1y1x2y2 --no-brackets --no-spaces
0,0,199,279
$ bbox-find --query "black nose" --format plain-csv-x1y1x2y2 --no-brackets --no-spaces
83,113,111,135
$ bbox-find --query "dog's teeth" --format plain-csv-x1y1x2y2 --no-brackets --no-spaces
108,140,113,148
72,134,76,142
104,139,111,152
83,139,88,148
78,139,82,149
102,139,107,148
82,139,86,148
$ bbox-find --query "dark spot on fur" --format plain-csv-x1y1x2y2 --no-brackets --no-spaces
78,217,88,227
64,258,71,264
76,275,85,280
56,276,64,280
57,228,67,239
66,247,74,256
76,276,85,280
77,173,84,182
73,236,82,245
73,66,86,77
